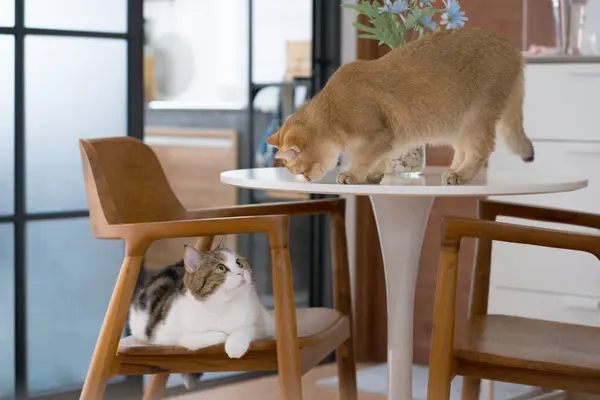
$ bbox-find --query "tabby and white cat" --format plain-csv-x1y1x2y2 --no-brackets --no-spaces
128,246,274,389
266,27,535,185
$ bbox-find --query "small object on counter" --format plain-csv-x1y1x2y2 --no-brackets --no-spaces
523,45,563,57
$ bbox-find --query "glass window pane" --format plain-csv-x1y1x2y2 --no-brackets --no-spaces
0,224,14,398
144,0,248,107
0,0,14,27
252,0,312,83
0,35,14,215
27,218,124,395
25,0,126,33
25,36,127,213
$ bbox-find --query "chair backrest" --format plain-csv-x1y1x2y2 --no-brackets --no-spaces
79,136,187,237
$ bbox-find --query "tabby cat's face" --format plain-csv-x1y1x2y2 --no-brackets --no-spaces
183,246,253,299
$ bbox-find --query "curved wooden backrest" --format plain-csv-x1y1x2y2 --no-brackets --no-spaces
79,137,187,236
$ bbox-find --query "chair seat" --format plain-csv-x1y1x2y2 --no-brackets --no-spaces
116,308,349,375
455,314,600,379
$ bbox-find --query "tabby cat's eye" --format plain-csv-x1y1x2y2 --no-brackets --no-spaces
216,264,227,272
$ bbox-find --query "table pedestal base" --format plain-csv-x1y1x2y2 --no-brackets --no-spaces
370,195,435,400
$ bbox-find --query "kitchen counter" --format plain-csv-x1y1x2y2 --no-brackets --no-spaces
526,55,600,64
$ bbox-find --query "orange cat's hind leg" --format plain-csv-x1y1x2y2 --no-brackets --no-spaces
443,131,495,185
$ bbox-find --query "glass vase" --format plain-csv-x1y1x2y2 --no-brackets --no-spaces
389,146,426,177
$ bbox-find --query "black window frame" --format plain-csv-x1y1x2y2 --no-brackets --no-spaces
0,0,144,398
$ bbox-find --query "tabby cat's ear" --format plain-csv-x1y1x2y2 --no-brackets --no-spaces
183,245,201,274
265,131,280,147
275,146,300,161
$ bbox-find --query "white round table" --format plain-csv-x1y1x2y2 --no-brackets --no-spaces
220,166,588,400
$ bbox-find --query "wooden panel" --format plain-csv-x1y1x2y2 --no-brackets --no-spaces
354,195,387,362
143,126,238,269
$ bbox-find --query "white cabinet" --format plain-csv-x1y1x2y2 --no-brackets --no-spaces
523,64,600,141
490,141,600,213
487,63,600,327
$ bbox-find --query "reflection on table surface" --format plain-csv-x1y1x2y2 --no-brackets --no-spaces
221,166,588,197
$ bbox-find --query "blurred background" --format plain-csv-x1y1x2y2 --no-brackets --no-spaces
1,0,600,399
0,0,341,398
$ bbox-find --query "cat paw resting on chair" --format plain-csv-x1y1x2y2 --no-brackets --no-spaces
128,246,274,389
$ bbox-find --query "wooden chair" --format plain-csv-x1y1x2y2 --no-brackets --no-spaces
427,199,600,399
78,136,357,400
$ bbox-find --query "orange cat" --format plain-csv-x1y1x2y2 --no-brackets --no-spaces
265,27,534,185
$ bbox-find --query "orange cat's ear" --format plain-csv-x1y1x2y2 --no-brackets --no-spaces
275,146,300,161
265,131,281,147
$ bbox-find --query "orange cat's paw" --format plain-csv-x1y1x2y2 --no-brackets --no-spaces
442,170,461,185
337,171,361,184
366,172,384,184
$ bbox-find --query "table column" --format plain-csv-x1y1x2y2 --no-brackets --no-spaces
369,195,435,400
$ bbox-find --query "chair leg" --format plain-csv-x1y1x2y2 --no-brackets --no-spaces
336,339,358,400
427,247,460,400
460,206,494,400
270,246,302,400
330,212,357,400
194,235,214,251
143,373,170,400
81,256,143,400
461,377,481,400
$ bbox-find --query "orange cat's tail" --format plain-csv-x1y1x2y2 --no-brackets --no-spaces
497,73,535,163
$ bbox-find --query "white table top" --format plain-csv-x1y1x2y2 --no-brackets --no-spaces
220,167,588,197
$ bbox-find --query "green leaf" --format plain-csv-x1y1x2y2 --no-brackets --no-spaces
404,13,417,30
353,22,378,34
420,7,436,17
356,1,381,17
342,1,379,18
358,33,381,40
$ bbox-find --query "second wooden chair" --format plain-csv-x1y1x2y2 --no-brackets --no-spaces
428,199,600,399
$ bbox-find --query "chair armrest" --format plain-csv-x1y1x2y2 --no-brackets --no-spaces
108,215,289,256
185,198,344,219
442,216,600,258
479,200,600,230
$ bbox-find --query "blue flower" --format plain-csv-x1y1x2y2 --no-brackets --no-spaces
379,0,393,13
418,0,434,7
444,0,461,12
418,14,437,32
379,0,409,14
441,0,468,28
391,0,409,13
410,8,436,34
